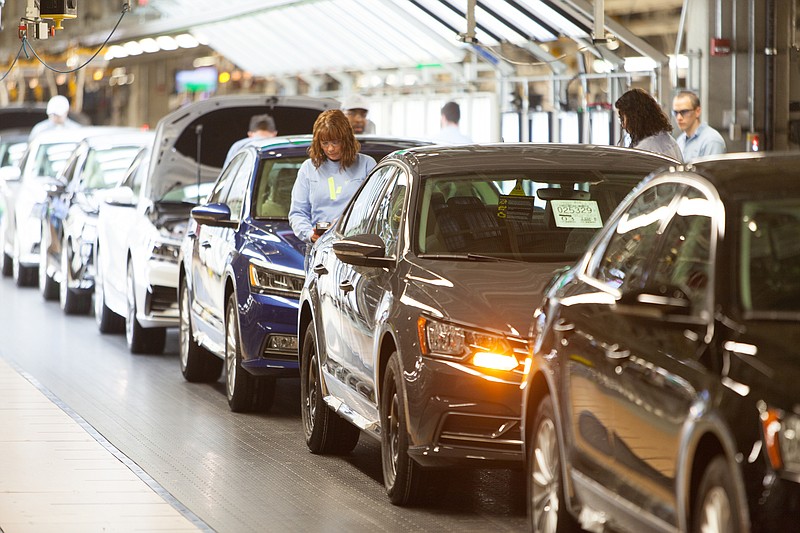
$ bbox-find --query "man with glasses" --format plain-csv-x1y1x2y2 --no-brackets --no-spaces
673,90,726,161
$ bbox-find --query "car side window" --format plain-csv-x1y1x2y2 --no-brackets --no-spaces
649,186,713,314
368,168,408,258
207,153,244,204
222,153,254,222
341,165,397,238
590,182,682,291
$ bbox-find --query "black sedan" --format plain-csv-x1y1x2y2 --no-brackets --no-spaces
522,151,800,533
298,144,676,505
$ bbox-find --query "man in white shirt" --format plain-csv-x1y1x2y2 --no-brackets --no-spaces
673,90,726,161
29,95,81,139
433,101,472,145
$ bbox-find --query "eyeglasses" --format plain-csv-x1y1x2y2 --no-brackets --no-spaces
672,108,696,118
321,140,342,148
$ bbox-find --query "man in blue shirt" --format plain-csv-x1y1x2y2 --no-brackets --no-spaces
673,90,726,161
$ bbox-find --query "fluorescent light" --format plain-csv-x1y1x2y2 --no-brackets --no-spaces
139,38,159,53
106,45,128,60
123,41,143,56
175,34,199,48
156,36,178,51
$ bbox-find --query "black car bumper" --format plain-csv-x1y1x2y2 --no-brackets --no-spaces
405,356,524,468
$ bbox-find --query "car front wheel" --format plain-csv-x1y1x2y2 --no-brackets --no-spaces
179,282,222,382
38,220,58,301
12,232,36,287
225,292,274,412
94,246,124,333
692,456,744,533
0,214,12,277
125,259,166,354
381,351,425,506
300,320,360,455
528,396,579,533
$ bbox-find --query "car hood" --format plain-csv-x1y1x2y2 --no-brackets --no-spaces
730,321,800,405
407,258,569,337
247,220,306,270
146,95,337,202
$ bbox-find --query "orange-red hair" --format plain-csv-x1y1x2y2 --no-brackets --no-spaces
308,109,361,169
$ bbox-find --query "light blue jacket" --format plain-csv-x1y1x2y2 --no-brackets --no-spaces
289,153,376,242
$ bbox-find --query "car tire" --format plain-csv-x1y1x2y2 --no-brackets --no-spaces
225,292,275,412
381,351,425,506
179,281,222,382
692,456,743,533
300,321,360,455
59,239,91,314
125,259,166,354
94,246,124,333
528,396,580,533
1,250,11,277
0,214,11,277
12,233,36,287
38,221,58,301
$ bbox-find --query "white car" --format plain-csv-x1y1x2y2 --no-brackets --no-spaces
1,126,132,287
95,95,338,354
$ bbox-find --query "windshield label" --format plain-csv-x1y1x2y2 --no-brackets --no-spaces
551,200,602,228
497,195,535,221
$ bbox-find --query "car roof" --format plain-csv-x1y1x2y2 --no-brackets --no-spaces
381,143,679,177
80,129,155,149
247,134,434,154
674,151,800,198
30,126,140,146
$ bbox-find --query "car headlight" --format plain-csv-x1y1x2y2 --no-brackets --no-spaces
762,406,800,474
248,261,304,298
149,240,180,263
417,316,521,371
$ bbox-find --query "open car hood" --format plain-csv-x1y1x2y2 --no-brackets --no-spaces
145,95,338,202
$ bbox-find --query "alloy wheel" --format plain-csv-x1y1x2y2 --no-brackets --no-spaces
225,303,238,399
697,486,732,533
531,417,560,533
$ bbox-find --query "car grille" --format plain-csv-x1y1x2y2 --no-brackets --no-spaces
437,413,523,453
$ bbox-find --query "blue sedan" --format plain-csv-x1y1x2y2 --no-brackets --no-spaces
178,135,430,412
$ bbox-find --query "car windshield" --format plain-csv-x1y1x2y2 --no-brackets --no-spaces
83,145,144,190
252,156,306,219
417,172,641,262
740,198,800,316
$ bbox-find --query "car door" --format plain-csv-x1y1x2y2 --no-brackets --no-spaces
190,154,245,341
320,164,398,417
99,149,148,312
552,181,683,496
601,182,717,526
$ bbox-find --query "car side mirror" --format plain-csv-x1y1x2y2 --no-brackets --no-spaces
104,186,137,207
0,166,21,183
615,284,692,318
333,233,394,268
191,202,238,228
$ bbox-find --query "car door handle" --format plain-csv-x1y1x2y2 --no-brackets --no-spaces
605,344,630,360
187,231,197,239
200,240,211,248
553,319,574,332
313,264,328,276
339,280,354,292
